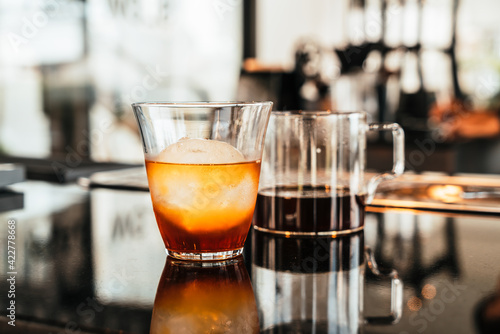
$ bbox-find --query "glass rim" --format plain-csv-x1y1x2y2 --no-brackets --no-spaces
131,101,273,108
271,110,367,118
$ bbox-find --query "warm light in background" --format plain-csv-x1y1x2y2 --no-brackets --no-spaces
408,296,423,311
422,283,437,300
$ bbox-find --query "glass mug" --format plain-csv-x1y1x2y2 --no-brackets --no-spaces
254,111,404,235
252,230,403,333
132,102,273,260
150,256,259,333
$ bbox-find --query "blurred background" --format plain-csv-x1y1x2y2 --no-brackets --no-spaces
1,0,500,177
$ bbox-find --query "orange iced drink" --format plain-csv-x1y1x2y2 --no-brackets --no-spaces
145,138,261,257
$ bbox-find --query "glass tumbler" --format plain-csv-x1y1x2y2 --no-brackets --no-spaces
132,102,273,260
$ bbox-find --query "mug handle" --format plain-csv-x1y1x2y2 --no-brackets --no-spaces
363,247,404,325
366,123,405,203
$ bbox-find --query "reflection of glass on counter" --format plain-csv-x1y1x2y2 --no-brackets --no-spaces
150,255,259,334
252,229,402,332
252,230,365,332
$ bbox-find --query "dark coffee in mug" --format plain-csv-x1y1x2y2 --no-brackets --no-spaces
254,185,365,235
253,110,404,235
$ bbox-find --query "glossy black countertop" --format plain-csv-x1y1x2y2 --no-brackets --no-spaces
1,181,500,333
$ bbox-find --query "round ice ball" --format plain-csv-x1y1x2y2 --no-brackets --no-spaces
157,138,245,164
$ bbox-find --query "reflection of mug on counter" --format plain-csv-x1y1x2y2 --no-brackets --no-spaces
254,111,404,236
252,230,402,333
150,256,259,333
